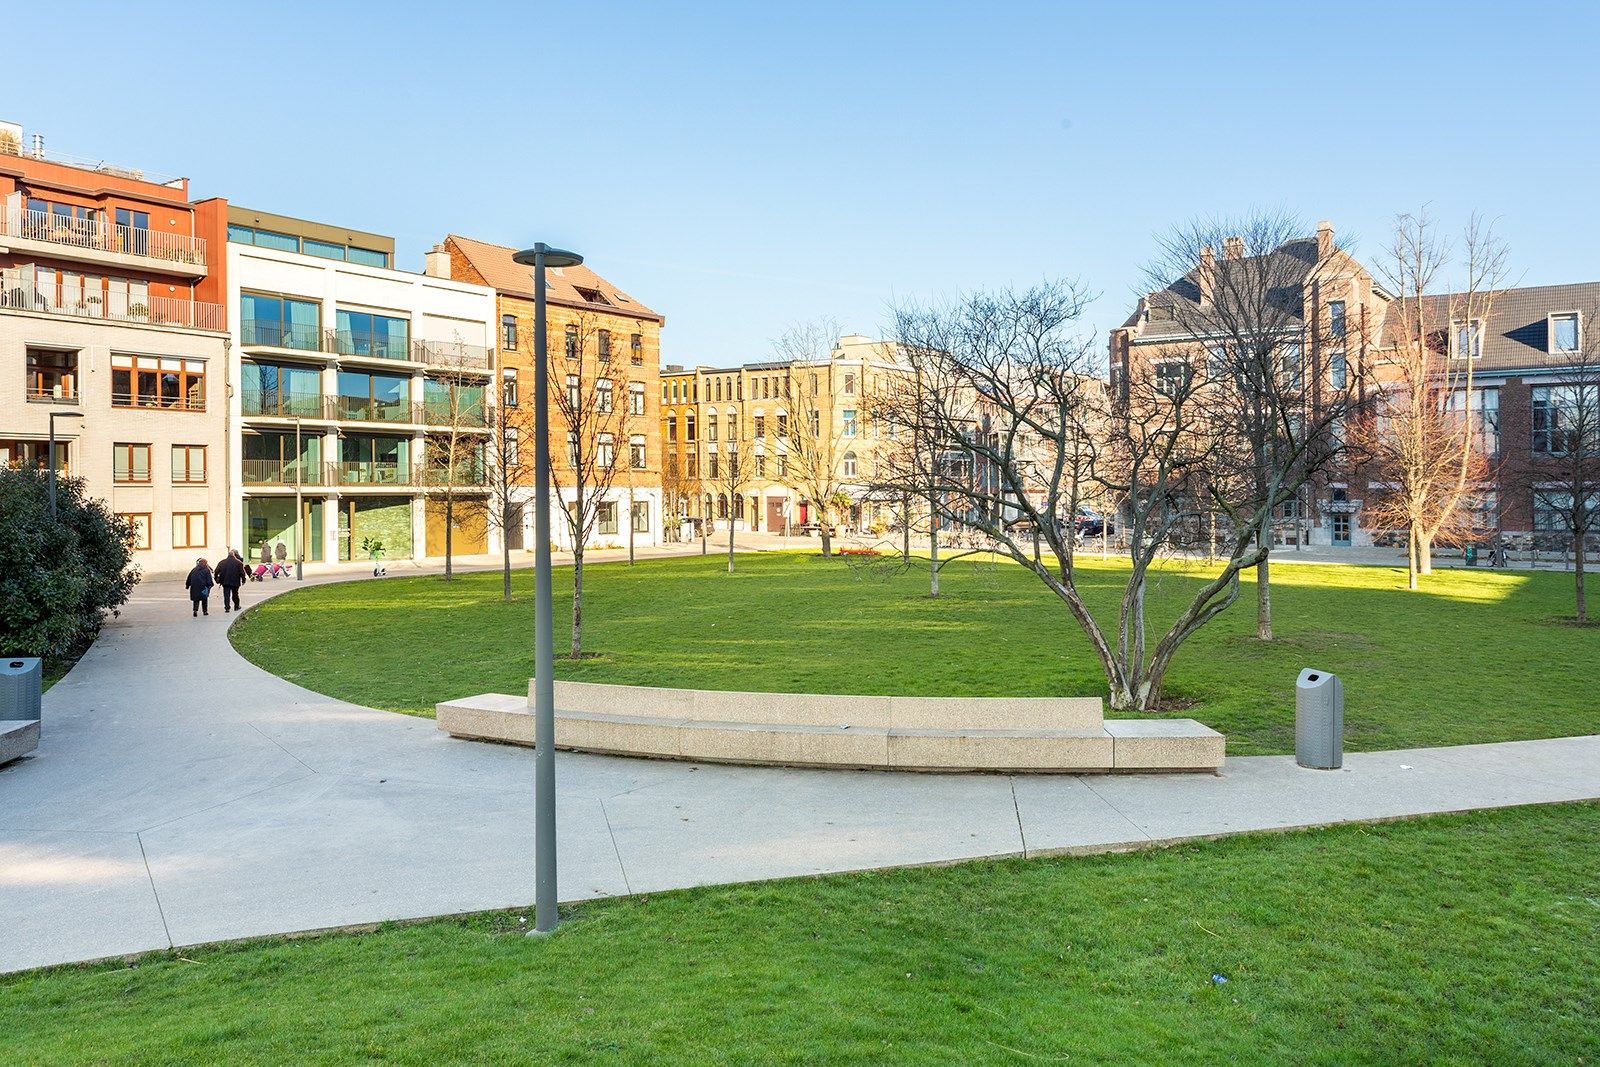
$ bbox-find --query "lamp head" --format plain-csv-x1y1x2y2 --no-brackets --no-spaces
513,245,584,269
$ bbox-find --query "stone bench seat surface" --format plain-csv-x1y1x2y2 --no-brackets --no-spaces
436,693,1223,773
0,718,41,766
545,679,1107,731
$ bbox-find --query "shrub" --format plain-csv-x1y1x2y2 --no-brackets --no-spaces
0,467,139,665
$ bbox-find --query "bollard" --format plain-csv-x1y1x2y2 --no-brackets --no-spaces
1295,668,1343,770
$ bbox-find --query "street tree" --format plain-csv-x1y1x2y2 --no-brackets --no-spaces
775,319,851,557
484,370,533,601
704,427,756,573
1531,307,1600,621
422,340,492,582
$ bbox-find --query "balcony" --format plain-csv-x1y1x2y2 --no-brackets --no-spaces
112,391,206,412
242,458,326,486
240,390,327,420
421,463,488,487
241,318,324,353
422,401,488,428
1,274,224,332
414,339,493,372
335,461,413,487
26,385,77,405
0,208,207,276
334,397,416,424
329,328,413,363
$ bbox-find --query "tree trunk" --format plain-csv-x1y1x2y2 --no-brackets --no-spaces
501,502,512,602
570,547,584,658
902,492,911,561
819,523,832,558
1576,531,1588,623
628,486,636,565
1418,533,1434,575
727,516,736,573
928,513,940,598
444,492,454,581
1256,555,1273,641
1407,526,1420,591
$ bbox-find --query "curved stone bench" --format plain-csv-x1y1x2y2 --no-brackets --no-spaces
436,681,1224,773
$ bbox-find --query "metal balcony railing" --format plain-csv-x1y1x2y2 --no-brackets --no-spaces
26,385,78,404
333,397,416,424
240,318,324,352
1,274,224,331
240,390,325,419
420,464,488,487
334,461,413,486
112,390,206,412
0,208,207,267
422,401,488,427
329,328,412,361
241,458,326,486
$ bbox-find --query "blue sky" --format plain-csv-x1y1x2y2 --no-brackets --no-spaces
14,1,1600,365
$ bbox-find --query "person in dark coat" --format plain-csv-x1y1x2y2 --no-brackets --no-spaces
214,550,246,613
185,558,215,617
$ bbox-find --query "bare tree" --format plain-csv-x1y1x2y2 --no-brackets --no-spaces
893,274,1350,712
484,375,533,601
1532,312,1600,621
661,447,700,545
1143,212,1357,639
704,430,756,573
544,312,635,657
775,319,850,557
1364,211,1509,589
422,344,491,582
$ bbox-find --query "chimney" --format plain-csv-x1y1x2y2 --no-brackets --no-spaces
423,242,451,279
1223,236,1244,260
31,133,44,160
1316,219,1334,259
1198,245,1216,306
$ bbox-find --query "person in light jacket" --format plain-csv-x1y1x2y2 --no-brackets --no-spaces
185,558,215,618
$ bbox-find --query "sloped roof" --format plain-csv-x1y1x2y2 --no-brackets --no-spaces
446,234,664,324
1385,281,1600,372
1128,237,1321,340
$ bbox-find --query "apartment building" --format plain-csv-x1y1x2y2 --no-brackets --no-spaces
434,236,664,550
227,208,498,564
660,335,909,534
0,121,230,572
1110,220,1600,549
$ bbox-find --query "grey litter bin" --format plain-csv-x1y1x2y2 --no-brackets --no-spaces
1,657,41,722
1295,668,1343,769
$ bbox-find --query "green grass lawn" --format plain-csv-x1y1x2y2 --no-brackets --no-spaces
231,552,1598,755
5,803,1597,1063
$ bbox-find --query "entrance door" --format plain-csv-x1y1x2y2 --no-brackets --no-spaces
1331,489,1352,547
766,498,785,533
507,503,525,549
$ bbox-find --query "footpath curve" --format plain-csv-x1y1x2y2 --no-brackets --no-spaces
2,548,1598,974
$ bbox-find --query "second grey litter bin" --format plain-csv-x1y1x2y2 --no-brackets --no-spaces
1295,668,1343,769
1,657,42,723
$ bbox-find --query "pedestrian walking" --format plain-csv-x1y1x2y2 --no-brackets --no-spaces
215,549,247,613
185,558,215,618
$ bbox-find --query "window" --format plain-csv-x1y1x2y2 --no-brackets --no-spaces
598,330,611,362
172,445,207,483
630,333,643,364
755,455,767,477
336,309,410,360
598,378,614,413
778,455,788,477
716,493,728,519
110,354,206,411
504,427,520,466
667,414,678,441
1330,349,1347,390
240,293,321,350
632,501,650,532
113,443,151,483
1154,360,1193,398
843,451,858,478
1532,490,1598,532
113,208,149,255
754,415,766,438
597,501,618,535
630,434,647,469
26,348,77,402
777,413,788,437
708,413,718,442
339,370,411,422
629,381,646,415
810,410,821,435
565,324,578,359
567,432,579,467
1329,300,1346,339
172,512,207,549
597,432,615,468
708,453,719,478
715,379,723,401
811,373,819,396
1552,312,1581,354
843,409,858,436
1453,319,1483,360
1532,385,1588,455
502,368,519,407
567,374,581,411
502,314,518,350
575,286,610,306
686,414,696,442
1205,344,1228,381
726,415,737,441
119,513,152,551
1278,342,1304,391
229,227,297,252
687,452,699,477
303,237,345,261
844,373,855,394
1444,387,1500,457
242,361,322,417
347,247,388,268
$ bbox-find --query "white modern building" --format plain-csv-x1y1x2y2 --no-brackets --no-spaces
225,207,499,565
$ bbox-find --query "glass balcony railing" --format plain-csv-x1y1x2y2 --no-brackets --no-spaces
335,397,414,423
241,318,324,351
241,458,324,485
422,402,488,427
335,461,412,486
240,391,325,418
330,329,411,361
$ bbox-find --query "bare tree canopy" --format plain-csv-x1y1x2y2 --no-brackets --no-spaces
774,318,849,557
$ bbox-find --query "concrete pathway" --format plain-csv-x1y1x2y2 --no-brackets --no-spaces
3,552,1598,975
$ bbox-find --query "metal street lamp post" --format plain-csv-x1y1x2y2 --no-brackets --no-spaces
47,411,85,518
512,242,583,935
294,416,305,580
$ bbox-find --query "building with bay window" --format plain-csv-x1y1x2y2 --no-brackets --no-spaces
226,207,498,564
0,120,230,571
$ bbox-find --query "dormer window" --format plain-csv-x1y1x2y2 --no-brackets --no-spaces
574,286,610,306
1550,312,1580,354
1452,318,1483,360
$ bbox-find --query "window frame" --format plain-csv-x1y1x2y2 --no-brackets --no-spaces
113,442,151,484
502,314,518,350
171,444,207,484
119,512,152,551
172,511,207,550
1550,311,1581,355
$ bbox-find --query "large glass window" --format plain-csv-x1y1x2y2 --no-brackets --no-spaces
1552,313,1581,354
1532,385,1590,455
26,348,77,402
597,501,618,535
1444,387,1500,457
423,379,486,425
340,435,410,484
243,431,321,484
336,309,410,360
111,354,205,411
346,247,388,268
241,293,322,350
246,497,324,563
241,361,323,417
337,371,411,422
303,238,346,261
1329,300,1346,339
